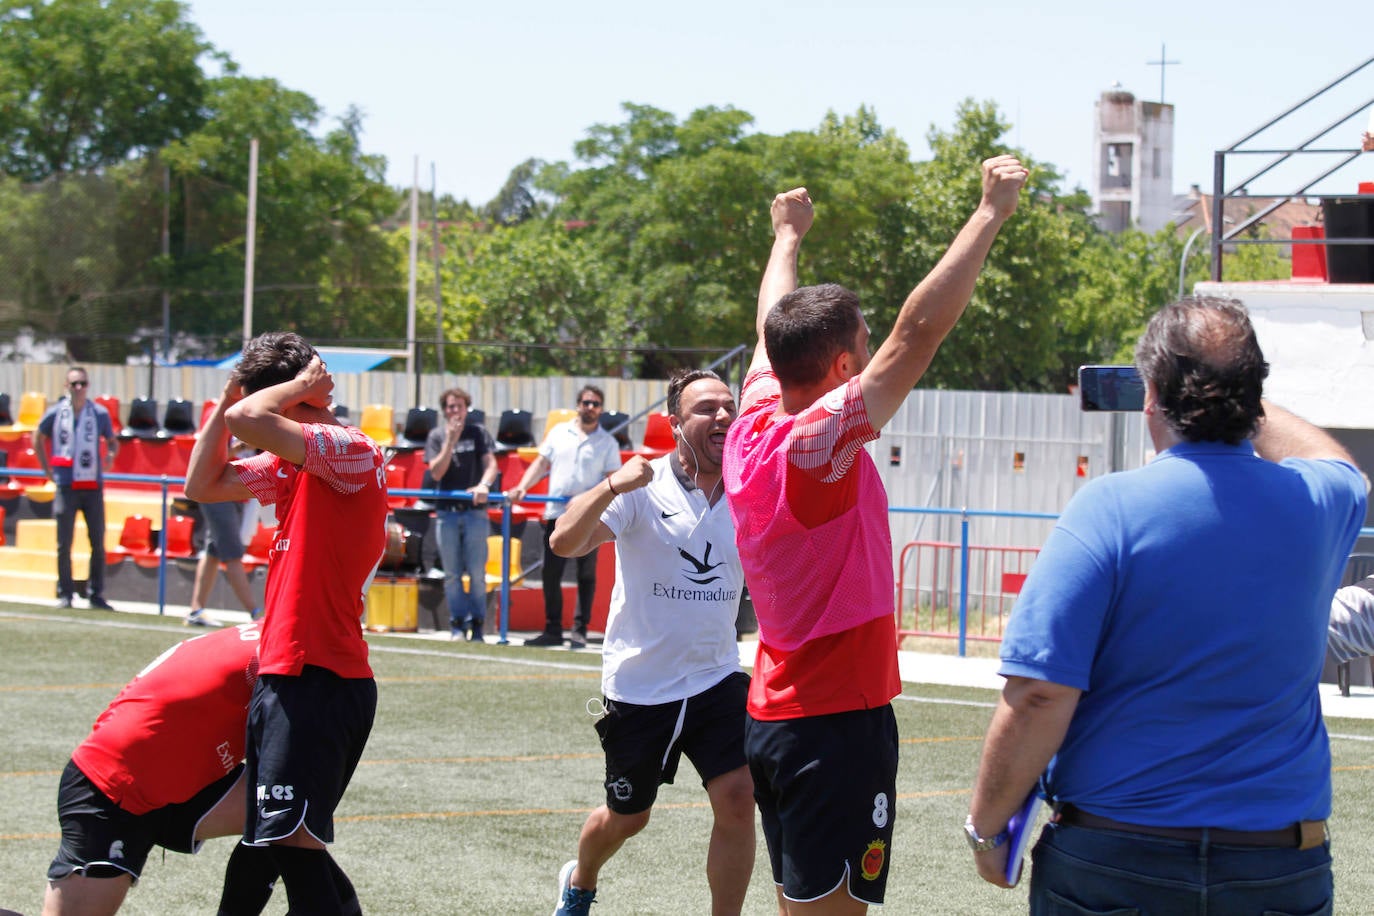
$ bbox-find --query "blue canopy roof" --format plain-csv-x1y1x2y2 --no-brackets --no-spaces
213,347,402,374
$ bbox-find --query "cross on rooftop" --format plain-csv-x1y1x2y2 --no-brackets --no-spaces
1146,42,1181,104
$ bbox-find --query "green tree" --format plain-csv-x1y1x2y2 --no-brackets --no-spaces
0,0,209,180
534,103,915,375
162,78,404,352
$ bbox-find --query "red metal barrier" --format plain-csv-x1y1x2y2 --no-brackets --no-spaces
896,540,1040,643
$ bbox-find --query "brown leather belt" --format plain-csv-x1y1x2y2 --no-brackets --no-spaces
1057,805,1326,851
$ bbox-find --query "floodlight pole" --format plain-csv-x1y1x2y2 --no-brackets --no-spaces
243,138,259,347
408,156,420,405
432,162,445,376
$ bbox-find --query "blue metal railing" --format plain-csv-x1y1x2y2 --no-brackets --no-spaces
6,466,1374,654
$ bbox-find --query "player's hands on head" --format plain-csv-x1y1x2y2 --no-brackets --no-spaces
771,187,814,240
297,355,334,409
981,155,1029,219
220,377,245,407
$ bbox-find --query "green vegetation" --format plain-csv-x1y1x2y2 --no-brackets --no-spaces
0,0,1292,384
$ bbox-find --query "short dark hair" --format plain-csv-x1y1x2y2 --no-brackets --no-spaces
763,283,863,388
441,387,472,408
231,332,317,395
666,369,724,419
577,384,605,404
1134,296,1268,445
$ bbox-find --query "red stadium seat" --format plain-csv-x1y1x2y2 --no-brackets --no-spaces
108,515,155,565
134,514,195,568
640,412,675,456
95,395,122,437
242,523,277,571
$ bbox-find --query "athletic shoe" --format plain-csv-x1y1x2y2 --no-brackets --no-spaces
185,610,223,628
554,859,595,916
88,597,115,611
54,595,72,609
469,622,484,642
523,631,564,647
568,630,587,650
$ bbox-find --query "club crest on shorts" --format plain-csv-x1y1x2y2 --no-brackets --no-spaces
860,839,886,881
609,776,633,802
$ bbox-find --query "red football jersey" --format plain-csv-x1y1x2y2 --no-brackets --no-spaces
236,422,388,679
71,624,261,815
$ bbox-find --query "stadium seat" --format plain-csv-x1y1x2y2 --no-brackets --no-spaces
94,395,122,436
484,535,524,589
332,403,350,421
359,404,395,447
163,399,196,437
7,392,46,434
386,463,414,510
198,399,217,433
494,409,534,452
135,514,195,568
467,407,485,428
2,447,39,498
120,398,164,439
242,523,277,571
400,406,438,449
542,408,577,440
0,393,17,443
641,412,675,454
600,410,633,449
163,514,196,558
108,515,155,564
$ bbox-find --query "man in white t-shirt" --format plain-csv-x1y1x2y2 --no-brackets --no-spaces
507,385,622,648
545,370,752,916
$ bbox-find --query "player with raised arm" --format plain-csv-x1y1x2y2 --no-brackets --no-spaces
725,157,1026,914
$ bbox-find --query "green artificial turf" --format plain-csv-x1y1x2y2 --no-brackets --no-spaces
2,603,1373,914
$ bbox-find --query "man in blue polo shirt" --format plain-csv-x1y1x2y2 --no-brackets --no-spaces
967,296,1367,913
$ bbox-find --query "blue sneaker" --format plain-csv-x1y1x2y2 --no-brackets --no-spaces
554,859,594,916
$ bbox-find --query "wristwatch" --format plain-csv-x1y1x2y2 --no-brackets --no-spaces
963,816,1009,853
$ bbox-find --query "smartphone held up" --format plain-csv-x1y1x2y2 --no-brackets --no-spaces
1078,365,1144,412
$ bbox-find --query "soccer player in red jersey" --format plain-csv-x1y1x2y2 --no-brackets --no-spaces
187,332,389,916
42,623,270,916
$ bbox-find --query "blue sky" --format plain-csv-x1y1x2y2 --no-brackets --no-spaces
185,0,1374,205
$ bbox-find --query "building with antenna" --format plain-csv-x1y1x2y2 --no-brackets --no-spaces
1090,85,1175,232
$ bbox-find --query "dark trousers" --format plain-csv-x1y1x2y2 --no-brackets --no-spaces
54,486,106,600
1030,820,1332,915
540,519,596,635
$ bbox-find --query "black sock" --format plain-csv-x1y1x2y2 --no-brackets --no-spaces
266,846,344,915
216,843,280,916
327,854,363,916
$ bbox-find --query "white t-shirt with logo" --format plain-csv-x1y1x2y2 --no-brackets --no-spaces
598,454,744,705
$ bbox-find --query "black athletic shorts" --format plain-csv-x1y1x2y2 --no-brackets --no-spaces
47,758,244,883
746,704,898,905
594,671,749,816
246,666,377,845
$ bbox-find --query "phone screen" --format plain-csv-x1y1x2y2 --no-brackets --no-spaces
1078,365,1145,412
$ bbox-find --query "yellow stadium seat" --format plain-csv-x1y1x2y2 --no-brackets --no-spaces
5,391,47,434
485,536,524,589
359,404,395,447
542,408,577,440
